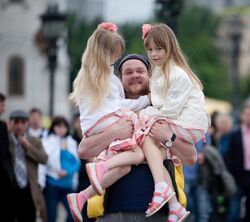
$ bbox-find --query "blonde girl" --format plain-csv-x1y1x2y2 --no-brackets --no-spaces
67,22,150,222
139,23,210,222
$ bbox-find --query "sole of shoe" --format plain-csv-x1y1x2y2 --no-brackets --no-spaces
67,194,83,222
86,163,103,195
146,192,175,217
178,211,190,222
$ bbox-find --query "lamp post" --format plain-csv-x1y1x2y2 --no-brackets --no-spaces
40,4,66,117
227,16,243,120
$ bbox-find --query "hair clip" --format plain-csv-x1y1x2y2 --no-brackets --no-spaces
98,22,117,32
142,24,152,40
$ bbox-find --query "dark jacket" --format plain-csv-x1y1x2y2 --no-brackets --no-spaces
198,144,236,198
225,128,250,191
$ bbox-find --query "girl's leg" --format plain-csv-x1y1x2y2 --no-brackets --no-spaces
141,136,175,216
67,166,131,222
86,147,144,194
142,136,165,184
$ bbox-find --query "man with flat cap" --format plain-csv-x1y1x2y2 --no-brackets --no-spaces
8,110,48,222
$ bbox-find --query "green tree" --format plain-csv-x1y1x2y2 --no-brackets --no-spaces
177,6,230,100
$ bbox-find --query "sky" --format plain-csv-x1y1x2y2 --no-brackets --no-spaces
104,0,155,24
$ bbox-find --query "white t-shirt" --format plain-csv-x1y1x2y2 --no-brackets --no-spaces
79,68,150,133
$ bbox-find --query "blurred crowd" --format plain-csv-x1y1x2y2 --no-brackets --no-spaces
0,90,249,222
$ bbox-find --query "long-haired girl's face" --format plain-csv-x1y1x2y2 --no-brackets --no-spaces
146,40,166,67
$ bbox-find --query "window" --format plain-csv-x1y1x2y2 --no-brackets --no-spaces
8,56,25,96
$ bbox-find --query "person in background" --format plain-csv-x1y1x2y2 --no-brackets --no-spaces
78,54,197,222
42,116,80,222
0,93,16,222
27,108,48,139
8,110,48,222
27,107,48,221
183,133,212,222
0,92,6,116
225,99,250,222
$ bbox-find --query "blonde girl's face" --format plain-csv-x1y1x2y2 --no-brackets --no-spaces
146,40,166,67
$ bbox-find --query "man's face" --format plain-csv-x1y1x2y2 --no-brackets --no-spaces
241,107,250,128
121,59,149,98
9,119,29,137
0,100,6,116
29,112,42,129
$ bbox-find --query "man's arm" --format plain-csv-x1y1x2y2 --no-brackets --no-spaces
149,120,197,165
78,118,134,159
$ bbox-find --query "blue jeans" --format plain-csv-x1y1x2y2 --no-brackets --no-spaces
226,187,244,222
44,183,74,222
185,180,211,222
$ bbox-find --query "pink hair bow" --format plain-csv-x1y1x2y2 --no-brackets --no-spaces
98,22,118,32
142,24,152,39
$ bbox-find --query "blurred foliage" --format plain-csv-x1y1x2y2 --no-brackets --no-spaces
177,6,230,100
155,0,184,32
240,75,250,99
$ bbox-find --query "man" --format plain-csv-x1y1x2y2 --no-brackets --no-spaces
8,110,48,221
0,93,16,221
0,92,6,116
225,99,250,222
78,54,197,222
27,107,48,139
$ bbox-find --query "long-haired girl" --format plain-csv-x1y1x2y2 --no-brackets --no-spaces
139,23,210,222
67,22,150,222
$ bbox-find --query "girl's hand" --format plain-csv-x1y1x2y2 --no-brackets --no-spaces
149,120,173,144
58,170,67,178
107,118,133,140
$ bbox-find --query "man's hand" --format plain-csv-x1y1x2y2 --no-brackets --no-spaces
107,117,133,140
18,136,32,151
149,120,173,144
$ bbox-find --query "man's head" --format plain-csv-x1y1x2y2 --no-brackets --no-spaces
29,108,43,130
241,99,250,128
0,92,6,116
117,54,150,99
9,110,29,137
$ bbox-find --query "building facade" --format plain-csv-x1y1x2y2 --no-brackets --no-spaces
0,0,71,120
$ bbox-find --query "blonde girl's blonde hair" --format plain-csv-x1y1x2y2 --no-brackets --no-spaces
69,24,125,110
144,24,203,96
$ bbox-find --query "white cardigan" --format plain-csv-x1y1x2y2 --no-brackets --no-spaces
40,134,80,189
140,64,210,131
79,70,150,133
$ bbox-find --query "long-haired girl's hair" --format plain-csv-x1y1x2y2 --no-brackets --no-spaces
144,24,203,96
69,24,125,110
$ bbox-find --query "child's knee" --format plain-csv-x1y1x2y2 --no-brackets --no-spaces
117,166,131,176
134,147,145,165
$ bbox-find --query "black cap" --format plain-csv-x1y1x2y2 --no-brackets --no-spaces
9,110,28,120
117,54,151,74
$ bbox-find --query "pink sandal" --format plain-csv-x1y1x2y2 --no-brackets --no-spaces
146,186,175,217
167,205,190,222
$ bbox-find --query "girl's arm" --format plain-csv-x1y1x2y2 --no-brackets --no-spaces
149,120,197,165
78,118,134,159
